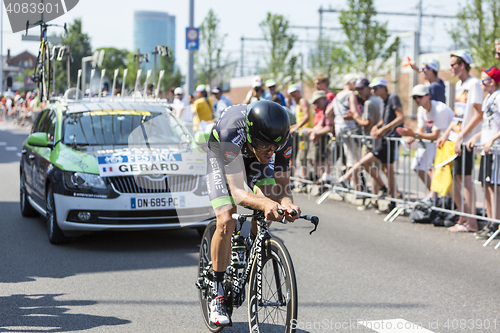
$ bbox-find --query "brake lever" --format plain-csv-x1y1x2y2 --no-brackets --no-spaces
300,215,319,235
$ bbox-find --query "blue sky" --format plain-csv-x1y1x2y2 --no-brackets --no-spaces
1,0,462,76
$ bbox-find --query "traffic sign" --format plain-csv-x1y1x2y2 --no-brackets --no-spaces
186,27,199,50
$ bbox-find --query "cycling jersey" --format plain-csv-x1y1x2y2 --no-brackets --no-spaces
207,104,293,209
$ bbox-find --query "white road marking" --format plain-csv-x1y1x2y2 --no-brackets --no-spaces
0,142,6,146
6,146,17,151
358,319,435,333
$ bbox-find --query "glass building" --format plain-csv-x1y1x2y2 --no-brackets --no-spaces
133,11,176,71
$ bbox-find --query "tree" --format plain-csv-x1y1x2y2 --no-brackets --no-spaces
339,0,398,77
159,54,183,94
306,38,352,88
196,9,226,86
449,0,500,68
259,13,295,85
53,19,92,92
124,51,141,92
96,47,128,78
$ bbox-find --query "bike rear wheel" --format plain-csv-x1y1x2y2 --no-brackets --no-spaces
197,220,224,333
248,237,298,333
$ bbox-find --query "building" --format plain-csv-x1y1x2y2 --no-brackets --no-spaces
133,11,176,72
1,49,37,91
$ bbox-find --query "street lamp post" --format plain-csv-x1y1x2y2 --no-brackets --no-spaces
187,0,194,95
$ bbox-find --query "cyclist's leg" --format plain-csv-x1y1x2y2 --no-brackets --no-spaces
211,206,236,275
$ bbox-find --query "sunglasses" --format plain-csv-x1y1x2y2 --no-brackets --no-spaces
450,62,459,68
482,78,492,85
493,50,500,57
421,66,432,71
412,95,425,101
371,85,384,91
253,140,278,152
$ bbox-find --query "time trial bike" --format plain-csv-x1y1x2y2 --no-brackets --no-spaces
196,209,319,332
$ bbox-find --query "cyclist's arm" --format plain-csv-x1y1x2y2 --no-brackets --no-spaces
226,171,283,221
274,170,301,221
291,98,310,131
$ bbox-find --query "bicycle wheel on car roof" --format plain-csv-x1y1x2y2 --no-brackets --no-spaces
248,237,297,333
40,44,52,101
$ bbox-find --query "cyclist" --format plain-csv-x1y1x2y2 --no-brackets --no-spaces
206,100,301,326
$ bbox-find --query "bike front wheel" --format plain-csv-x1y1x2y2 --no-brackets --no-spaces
197,220,224,333
248,237,298,333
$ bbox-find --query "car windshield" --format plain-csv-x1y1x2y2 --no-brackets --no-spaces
63,110,191,147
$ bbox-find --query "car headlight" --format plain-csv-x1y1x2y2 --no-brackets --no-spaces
64,171,107,190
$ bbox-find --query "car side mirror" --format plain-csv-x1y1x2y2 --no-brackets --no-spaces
194,131,209,146
27,132,52,148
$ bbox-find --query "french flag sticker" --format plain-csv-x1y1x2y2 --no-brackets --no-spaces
102,166,113,172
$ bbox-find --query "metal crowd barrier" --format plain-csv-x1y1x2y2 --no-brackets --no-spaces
289,131,500,249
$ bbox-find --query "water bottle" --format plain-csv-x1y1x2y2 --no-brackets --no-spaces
231,234,246,268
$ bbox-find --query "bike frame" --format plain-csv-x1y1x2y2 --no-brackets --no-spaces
199,213,274,309
230,215,273,306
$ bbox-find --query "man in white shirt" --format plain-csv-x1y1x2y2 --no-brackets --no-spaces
398,85,454,202
172,87,193,122
211,86,232,119
437,50,483,232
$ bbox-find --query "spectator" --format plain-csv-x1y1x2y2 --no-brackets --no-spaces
437,50,482,232
288,83,314,189
409,58,446,103
314,74,335,101
244,76,265,104
397,84,454,204
326,73,361,189
265,79,286,106
339,77,404,214
146,84,154,97
307,90,334,192
466,66,500,239
211,86,232,119
270,95,295,125
351,77,384,210
172,87,193,122
194,84,214,131
166,87,175,102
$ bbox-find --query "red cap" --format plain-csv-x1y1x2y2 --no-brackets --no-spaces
481,67,500,84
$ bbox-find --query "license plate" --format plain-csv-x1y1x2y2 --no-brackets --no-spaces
131,196,185,209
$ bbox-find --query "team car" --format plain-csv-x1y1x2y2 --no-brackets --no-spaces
20,99,214,244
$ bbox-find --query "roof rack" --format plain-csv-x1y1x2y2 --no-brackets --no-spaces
62,68,168,104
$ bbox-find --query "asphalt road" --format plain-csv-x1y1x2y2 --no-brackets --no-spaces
0,122,499,333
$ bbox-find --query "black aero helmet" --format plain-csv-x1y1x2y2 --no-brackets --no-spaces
246,100,290,151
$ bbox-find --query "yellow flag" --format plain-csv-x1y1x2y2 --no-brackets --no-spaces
430,141,457,196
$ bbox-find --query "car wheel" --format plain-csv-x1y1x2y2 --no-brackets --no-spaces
20,172,39,217
46,184,70,244
196,227,206,238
